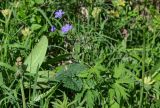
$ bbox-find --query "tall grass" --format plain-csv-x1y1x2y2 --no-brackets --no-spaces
0,0,160,108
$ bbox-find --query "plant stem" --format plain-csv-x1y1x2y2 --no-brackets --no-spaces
21,76,26,108
139,30,145,108
139,1,147,107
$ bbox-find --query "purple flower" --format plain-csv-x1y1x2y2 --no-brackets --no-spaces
54,9,64,18
61,24,73,33
51,26,56,32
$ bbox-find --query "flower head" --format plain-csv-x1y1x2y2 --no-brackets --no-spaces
61,24,73,34
51,26,56,32
54,9,64,18
112,0,125,7
21,27,31,36
107,10,119,17
80,7,89,19
144,76,155,85
92,7,101,18
1,9,11,17
118,0,125,7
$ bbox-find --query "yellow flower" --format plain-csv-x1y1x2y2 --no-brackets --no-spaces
92,7,101,18
144,76,155,85
21,27,31,36
118,0,125,7
1,9,11,17
107,10,119,18
112,0,126,7
14,1,20,8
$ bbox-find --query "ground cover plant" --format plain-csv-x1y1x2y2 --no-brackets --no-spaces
0,0,160,108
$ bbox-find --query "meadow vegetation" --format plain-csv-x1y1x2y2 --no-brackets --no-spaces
0,0,160,108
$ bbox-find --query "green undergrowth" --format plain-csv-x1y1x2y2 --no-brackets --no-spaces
0,0,160,108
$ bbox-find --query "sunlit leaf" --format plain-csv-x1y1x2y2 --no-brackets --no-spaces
24,36,48,74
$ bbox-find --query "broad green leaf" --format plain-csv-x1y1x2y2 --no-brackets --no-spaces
24,36,48,74
55,63,88,91
31,24,42,31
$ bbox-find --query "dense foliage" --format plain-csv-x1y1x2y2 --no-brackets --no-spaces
0,0,160,108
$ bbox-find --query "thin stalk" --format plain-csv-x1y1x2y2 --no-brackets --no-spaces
139,0,147,107
20,76,26,108
139,30,146,108
19,63,26,108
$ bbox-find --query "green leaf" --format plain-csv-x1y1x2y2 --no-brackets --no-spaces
46,54,70,64
153,74,160,81
0,72,3,86
85,90,95,108
84,90,100,108
63,78,83,91
114,63,125,78
37,70,55,83
34,0,44,4
151,60,160,72
37,8,52,26
24,70,55,89
113,83,129,101
78,70,89,78
113,84,121,103
31,24,42,31
32,84,59,102
24,36,48,74
55,63,88,91
0,62,17,72
110,101,120,108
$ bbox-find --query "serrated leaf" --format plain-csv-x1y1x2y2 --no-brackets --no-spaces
113,84,121,103
63,78,83,91
114,63,125,78
85,90,95,108
78,70,89,78
55,63,88,91
109,89,115,101
113,83,128,100
24,36,48,74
